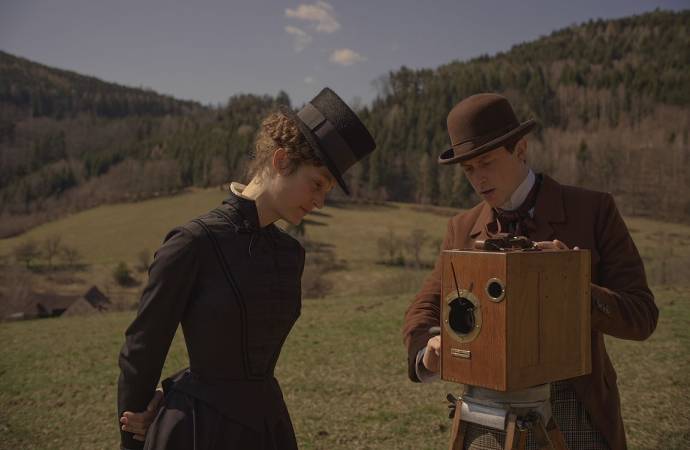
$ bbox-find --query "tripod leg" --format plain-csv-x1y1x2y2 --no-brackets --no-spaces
545,418,568,450
532,416,554,450
504,413,526,450
449,401,467,450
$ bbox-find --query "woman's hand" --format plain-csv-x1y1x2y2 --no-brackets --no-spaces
422,335,441,373
534,239,579,250
120,388,164,441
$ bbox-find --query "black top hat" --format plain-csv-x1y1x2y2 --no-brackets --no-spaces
438,93,536,165
282,88,376,195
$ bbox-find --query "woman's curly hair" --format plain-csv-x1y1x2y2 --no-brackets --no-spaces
247,112,324,178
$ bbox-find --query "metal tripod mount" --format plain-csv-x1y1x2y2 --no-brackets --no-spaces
446,384,568,450
426,326,569,450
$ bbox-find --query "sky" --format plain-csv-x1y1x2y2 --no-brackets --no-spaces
1,0,687,107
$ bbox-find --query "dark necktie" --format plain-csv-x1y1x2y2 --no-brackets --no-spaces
489,174,542,237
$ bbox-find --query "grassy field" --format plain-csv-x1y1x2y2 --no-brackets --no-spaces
1,189,689,449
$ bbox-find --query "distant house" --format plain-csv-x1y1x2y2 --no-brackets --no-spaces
5,286,111,320
62,286,111,317
84,285,110,310
35,292,81,318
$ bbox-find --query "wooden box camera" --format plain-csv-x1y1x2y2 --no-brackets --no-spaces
440,249,591,391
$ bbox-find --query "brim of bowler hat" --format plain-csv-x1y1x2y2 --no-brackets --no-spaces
438,119,537,165
280,106,351,196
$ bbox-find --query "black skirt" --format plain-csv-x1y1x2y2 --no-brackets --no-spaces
144,389,298,450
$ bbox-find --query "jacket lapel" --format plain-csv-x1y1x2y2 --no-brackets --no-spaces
469,203,495,242
530,174,566,242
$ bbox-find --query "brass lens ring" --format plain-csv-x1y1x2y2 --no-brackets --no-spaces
485,277,506,303
443,289,482,343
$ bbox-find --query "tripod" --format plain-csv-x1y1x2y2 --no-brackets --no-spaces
447,391,568,450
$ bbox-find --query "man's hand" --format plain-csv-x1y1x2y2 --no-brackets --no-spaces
534,239,579,251
422,335,441,373
120,388,164,442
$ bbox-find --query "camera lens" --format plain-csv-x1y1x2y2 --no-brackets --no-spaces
485,278,506,302
448,297,476,335
487,280,504,300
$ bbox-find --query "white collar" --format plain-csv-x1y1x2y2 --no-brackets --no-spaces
499,169,535,211
229,182,254,201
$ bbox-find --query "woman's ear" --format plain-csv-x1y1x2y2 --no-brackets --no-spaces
272,148,290,175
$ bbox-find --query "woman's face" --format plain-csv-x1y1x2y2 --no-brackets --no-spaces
271,159,336,225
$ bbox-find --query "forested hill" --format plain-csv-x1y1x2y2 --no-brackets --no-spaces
355,9,689,213
0,50,203,119
1,9,688,238
0,53,290,237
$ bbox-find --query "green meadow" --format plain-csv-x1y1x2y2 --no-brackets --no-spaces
1,189,689,449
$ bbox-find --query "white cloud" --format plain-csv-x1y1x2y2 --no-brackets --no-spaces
285,25,312,52
304,76,315,84
285,1,340,33
329,48,366,66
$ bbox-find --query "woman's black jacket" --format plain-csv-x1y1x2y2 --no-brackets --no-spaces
117,193,305,449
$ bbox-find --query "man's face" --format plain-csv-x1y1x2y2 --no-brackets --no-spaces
459,140,528,208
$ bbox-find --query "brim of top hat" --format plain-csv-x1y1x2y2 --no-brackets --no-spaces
438,119,537,165
280,106,351,196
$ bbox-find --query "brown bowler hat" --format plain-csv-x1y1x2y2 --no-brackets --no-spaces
438,93,536,165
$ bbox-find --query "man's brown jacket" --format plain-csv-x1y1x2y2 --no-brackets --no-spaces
403,175,658,450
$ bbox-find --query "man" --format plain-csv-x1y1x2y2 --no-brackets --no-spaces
402,93,658,450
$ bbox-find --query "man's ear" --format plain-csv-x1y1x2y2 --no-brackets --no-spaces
515,138,528,164
272,148,290,175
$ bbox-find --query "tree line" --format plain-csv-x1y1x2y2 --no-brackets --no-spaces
0,9,688,238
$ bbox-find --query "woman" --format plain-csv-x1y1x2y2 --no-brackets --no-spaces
117,88,376,450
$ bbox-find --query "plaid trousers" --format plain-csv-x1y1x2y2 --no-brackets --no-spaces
463,381,610,450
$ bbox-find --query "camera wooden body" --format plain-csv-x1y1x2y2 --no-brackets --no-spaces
440,248,592,391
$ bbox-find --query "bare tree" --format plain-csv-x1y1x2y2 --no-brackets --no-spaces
407,228,430,269
136,249,151,273
14,240,41,269
377,228,402,265
43,235,62,269
113,262,136,286
61,246,83,269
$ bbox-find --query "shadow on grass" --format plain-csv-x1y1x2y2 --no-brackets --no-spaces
409,204,461,217
303,240,335,251
302,219,328,226
17,263,91,273
375,260,434,270
307,211,332,218
326,200,400,210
